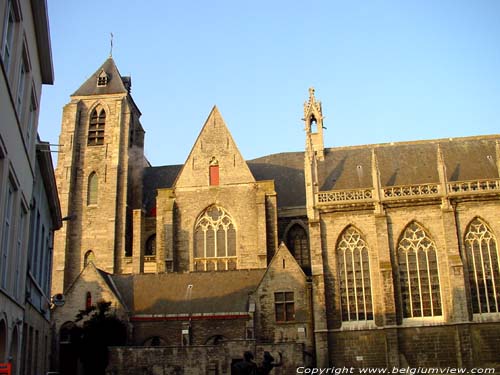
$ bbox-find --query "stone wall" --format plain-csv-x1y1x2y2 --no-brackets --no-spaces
107,341,305,375
328,323,500,370
132,318,248,347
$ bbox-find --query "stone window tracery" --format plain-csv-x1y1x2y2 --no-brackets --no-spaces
194,205,236,271
88,108,106,146
398,222,442,318
465,218,500,314
336,226,373,321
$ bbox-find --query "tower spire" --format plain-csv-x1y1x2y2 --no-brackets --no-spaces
303,87,325,160
110,32,114,57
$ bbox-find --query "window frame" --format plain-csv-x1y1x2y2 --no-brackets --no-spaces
464,218,500,316
1,0,17,74
193,205,236,271
286,223,310,269
87,108,106,146
274,291,295,323
87,172,98,206
336,226,374,323
25,86,38,150
397,222,442,320
1,175,17,290
13,202,26,300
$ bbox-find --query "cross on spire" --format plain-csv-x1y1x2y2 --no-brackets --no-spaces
110,32,114,57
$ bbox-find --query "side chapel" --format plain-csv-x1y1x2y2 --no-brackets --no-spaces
51,57,500,373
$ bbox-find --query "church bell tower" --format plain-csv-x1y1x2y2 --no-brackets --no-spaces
52,57,145,294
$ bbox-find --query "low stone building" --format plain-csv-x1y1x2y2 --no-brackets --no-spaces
51,57,500,374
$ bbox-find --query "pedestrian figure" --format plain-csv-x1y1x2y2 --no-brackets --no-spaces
258,351,282,375
232,351,258,375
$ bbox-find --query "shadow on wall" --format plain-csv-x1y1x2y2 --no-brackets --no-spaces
106,341,305,375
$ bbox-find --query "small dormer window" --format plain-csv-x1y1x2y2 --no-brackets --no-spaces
97,70,108,86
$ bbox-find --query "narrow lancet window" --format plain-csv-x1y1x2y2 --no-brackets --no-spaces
88,108,106,146
398,222,442,318
87,172,98,205
337,226,373,322
465,218,500,314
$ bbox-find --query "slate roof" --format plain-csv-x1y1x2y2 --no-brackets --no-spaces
142,135,499,211
318,136,499,190
110,270,265,315
142,165,182,213
72,57,130,96
248,153,305,208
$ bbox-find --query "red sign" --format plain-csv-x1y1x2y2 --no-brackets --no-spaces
0,363,11,375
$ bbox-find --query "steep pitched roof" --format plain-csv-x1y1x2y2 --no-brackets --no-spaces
142,165,182,213
256,242,307,291
72,57,129,96
142,135,499,210
248,152,305,208
173,106,256,188
318,135,499,190
111,270,265,315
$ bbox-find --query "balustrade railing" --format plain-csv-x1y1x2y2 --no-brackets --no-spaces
316,178,500,206
447,179,500,194
383,183,439,199
317,189,373,204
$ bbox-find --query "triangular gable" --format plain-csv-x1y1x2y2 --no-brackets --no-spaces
56,262,129,317
174,106,256,188
256,242,307,292
72,57,129,96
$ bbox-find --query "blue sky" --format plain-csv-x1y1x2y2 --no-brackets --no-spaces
39,0,500,166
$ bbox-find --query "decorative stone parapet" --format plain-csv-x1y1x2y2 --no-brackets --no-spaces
317,189,373,204
447,178,500,195
316,178,500,206
383,183,439,199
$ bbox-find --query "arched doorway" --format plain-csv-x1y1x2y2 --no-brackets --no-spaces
59,322,78,375
0,319,7,362
10,326,19,375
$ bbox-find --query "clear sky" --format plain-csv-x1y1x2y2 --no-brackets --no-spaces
39,0,500,166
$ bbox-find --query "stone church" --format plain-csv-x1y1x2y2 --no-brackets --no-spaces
51,57,500,374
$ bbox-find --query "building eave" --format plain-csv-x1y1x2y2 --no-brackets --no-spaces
30,0,54,84
36,140,62,229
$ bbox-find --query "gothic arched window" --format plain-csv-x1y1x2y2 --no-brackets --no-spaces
194,205,236,271
145,234,156,257
84,250,95,266
88,108,106,146
286,224,310,268
464,218,500,314
87,172,98,205
336,226,373,322
398,222,442,318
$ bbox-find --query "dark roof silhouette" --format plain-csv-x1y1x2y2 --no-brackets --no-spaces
72,57,130,96
111,270,265,315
